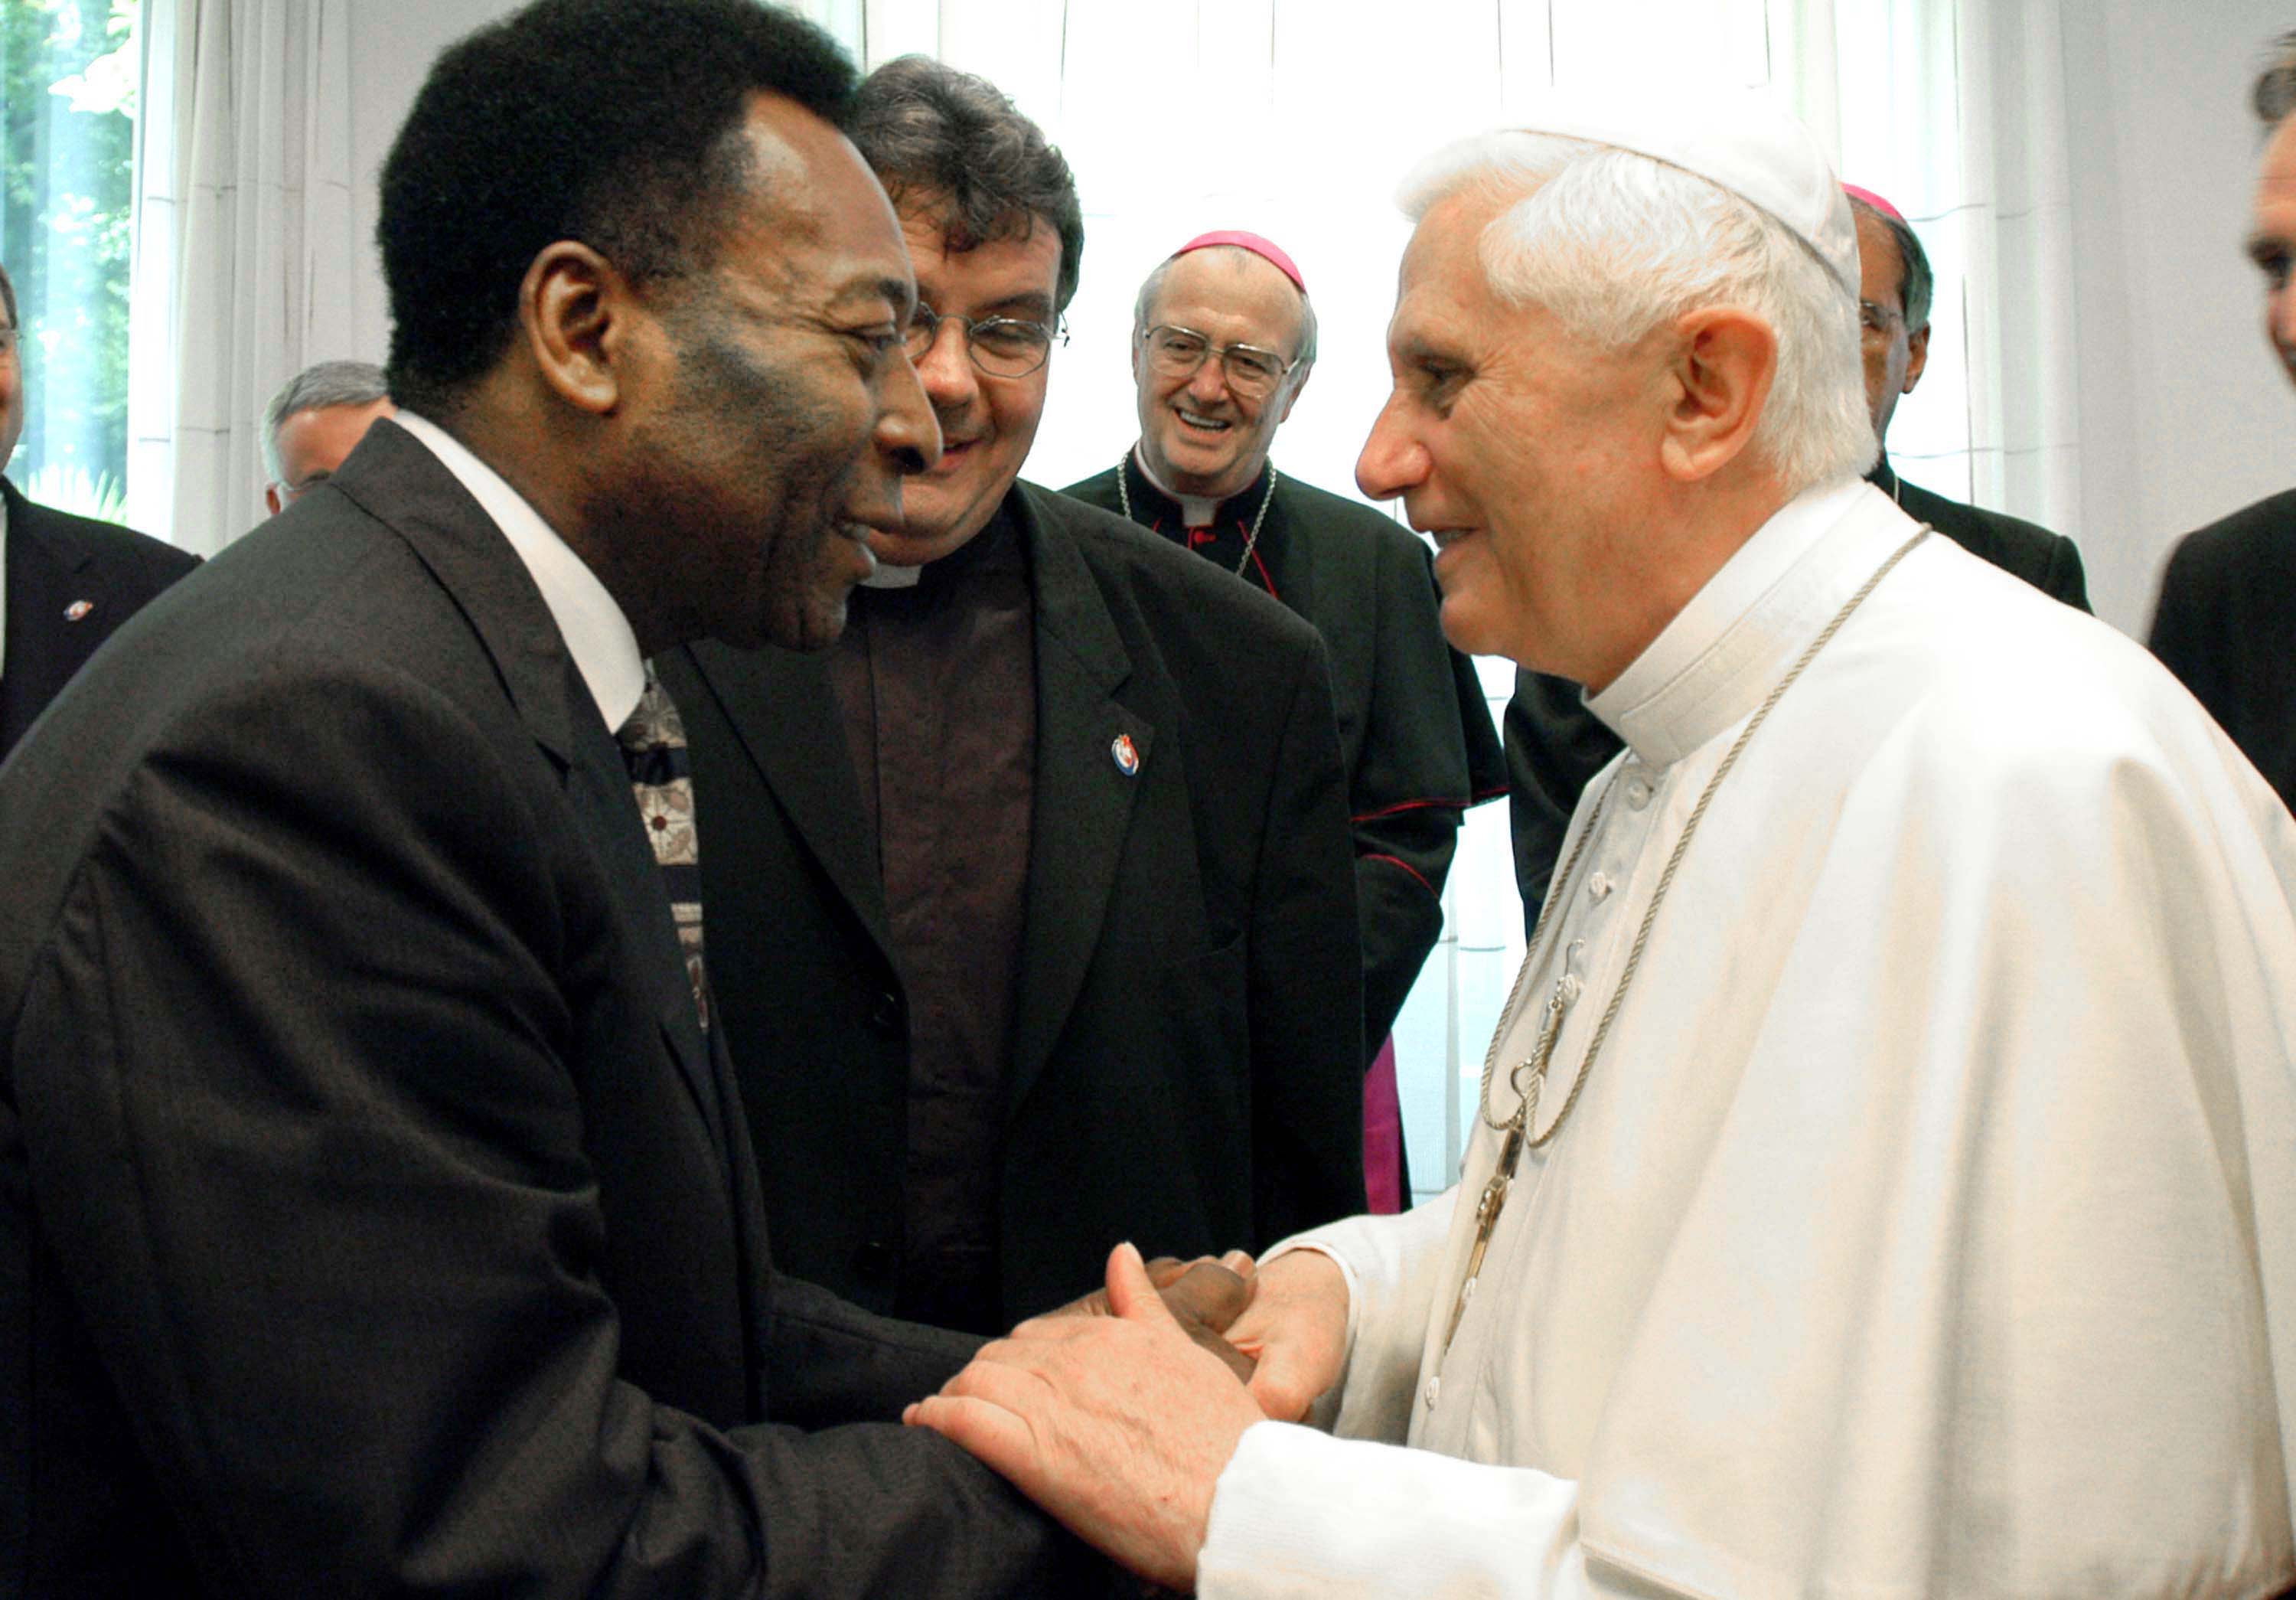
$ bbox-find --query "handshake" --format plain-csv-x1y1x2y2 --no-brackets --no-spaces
905,1242,1352,1592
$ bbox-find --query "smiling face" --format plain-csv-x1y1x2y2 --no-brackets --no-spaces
1133,248,1309,501
866,199,1064,568
2250,113,2296,390
1355,188,1668,687
593,95,937,653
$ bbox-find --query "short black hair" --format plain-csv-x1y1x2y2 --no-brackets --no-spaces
379,0,856,417
0,260,16,328
1847,194,1933,331
2257,29,2296,132
850,56,1084,314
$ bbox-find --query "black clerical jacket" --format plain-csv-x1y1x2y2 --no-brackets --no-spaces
662,479,1366,1333
1065,458,1507,1054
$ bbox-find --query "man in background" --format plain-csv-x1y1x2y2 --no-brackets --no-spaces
0,260,197,762
1505,180,2091,916
0,2,1110,1591
663,57,1364,1337
2150,29,2296,811
1065,233,1506,1210
260,358,396,514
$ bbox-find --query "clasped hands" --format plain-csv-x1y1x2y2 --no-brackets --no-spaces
905,1242,1349,1592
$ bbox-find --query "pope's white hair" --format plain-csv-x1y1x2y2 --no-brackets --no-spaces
1398,132,1874,496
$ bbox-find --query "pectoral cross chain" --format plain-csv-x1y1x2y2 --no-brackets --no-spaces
1439,977,1572,1367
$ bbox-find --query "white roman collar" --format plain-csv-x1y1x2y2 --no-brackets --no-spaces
393,410,646,733
1133,444,1228,529
1588,478,1911,768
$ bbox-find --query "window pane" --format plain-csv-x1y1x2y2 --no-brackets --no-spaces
2,0,140,521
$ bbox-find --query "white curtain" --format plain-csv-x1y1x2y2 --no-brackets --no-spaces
128,0,357,554
1817,0,2081,533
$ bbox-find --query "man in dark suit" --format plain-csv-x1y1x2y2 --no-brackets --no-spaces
662,57,1365,1338
0,260,199,762
0,3,1123,1592
2149,32,2296,813
1504,181,2094,917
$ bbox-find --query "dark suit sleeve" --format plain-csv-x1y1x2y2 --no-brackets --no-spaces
2148,534,2219,708
1249,636,1370,1241
2040,533,2092,613
1349,540,1478,1051
13,663,1075,1599
1504,668,1626,931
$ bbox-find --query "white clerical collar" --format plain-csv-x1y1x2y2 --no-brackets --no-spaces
1133,444,1228,528
393,410,646,733
1588,476,1883,767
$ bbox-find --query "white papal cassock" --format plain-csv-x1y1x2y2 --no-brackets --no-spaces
1196,478,2296,1598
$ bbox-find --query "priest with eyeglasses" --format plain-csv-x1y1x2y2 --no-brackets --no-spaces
909,90,2296,1599
657,57,1366,1344
1067,233,1508,1214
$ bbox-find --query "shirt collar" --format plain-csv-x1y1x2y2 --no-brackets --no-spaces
393,410,647,733
1131,443,1266,529
1587,477,1890,767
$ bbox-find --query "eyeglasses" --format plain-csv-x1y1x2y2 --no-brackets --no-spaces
1857,300,1903,338
905,307,1065,377
1140,324,1302,399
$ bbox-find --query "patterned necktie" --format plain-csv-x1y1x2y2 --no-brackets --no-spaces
616,664,708,1031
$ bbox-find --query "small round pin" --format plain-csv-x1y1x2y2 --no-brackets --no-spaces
64,599,94,622
1110,733,1140,777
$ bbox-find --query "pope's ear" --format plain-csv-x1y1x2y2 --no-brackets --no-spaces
520,240,632,416
1658,307,1775,484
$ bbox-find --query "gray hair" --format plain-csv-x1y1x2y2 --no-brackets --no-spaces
2257,30,2296,133
1132,247,1320,367
262,360,390,485
1397,132,1874,497
1846,194,1933,330
851,56,1084,314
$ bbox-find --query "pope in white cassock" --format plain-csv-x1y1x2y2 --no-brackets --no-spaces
908,90,2296,1598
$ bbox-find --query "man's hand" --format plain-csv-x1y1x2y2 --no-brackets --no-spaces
1222,1248,1350,1422
1047,1250,1257,1382
907,1242,1267,1590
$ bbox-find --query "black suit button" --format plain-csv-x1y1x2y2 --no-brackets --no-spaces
853,1239,896,1279
866,988,903,1037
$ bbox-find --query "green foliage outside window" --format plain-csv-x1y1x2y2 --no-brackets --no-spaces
3,0,139,520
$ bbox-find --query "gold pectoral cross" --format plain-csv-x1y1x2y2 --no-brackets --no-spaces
1440,1087,1533,1359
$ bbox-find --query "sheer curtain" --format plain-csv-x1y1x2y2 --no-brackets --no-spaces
127,0,357,553
785,0,2078,1199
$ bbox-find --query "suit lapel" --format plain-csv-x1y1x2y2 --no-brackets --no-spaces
1004,488,1153,1118
328,422,726,1148
673,638,895,965
2,486,103,753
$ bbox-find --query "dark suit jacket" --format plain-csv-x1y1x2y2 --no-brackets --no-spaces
1063,460,1508,1053
2148,485,2296,812
0,476,199,761
0,423,1078,1597
660,480,1366,1331
1505,462,2095,919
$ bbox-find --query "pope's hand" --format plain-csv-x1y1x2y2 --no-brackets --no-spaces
906,1241,1265,1590
1223,1248,1350,1422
